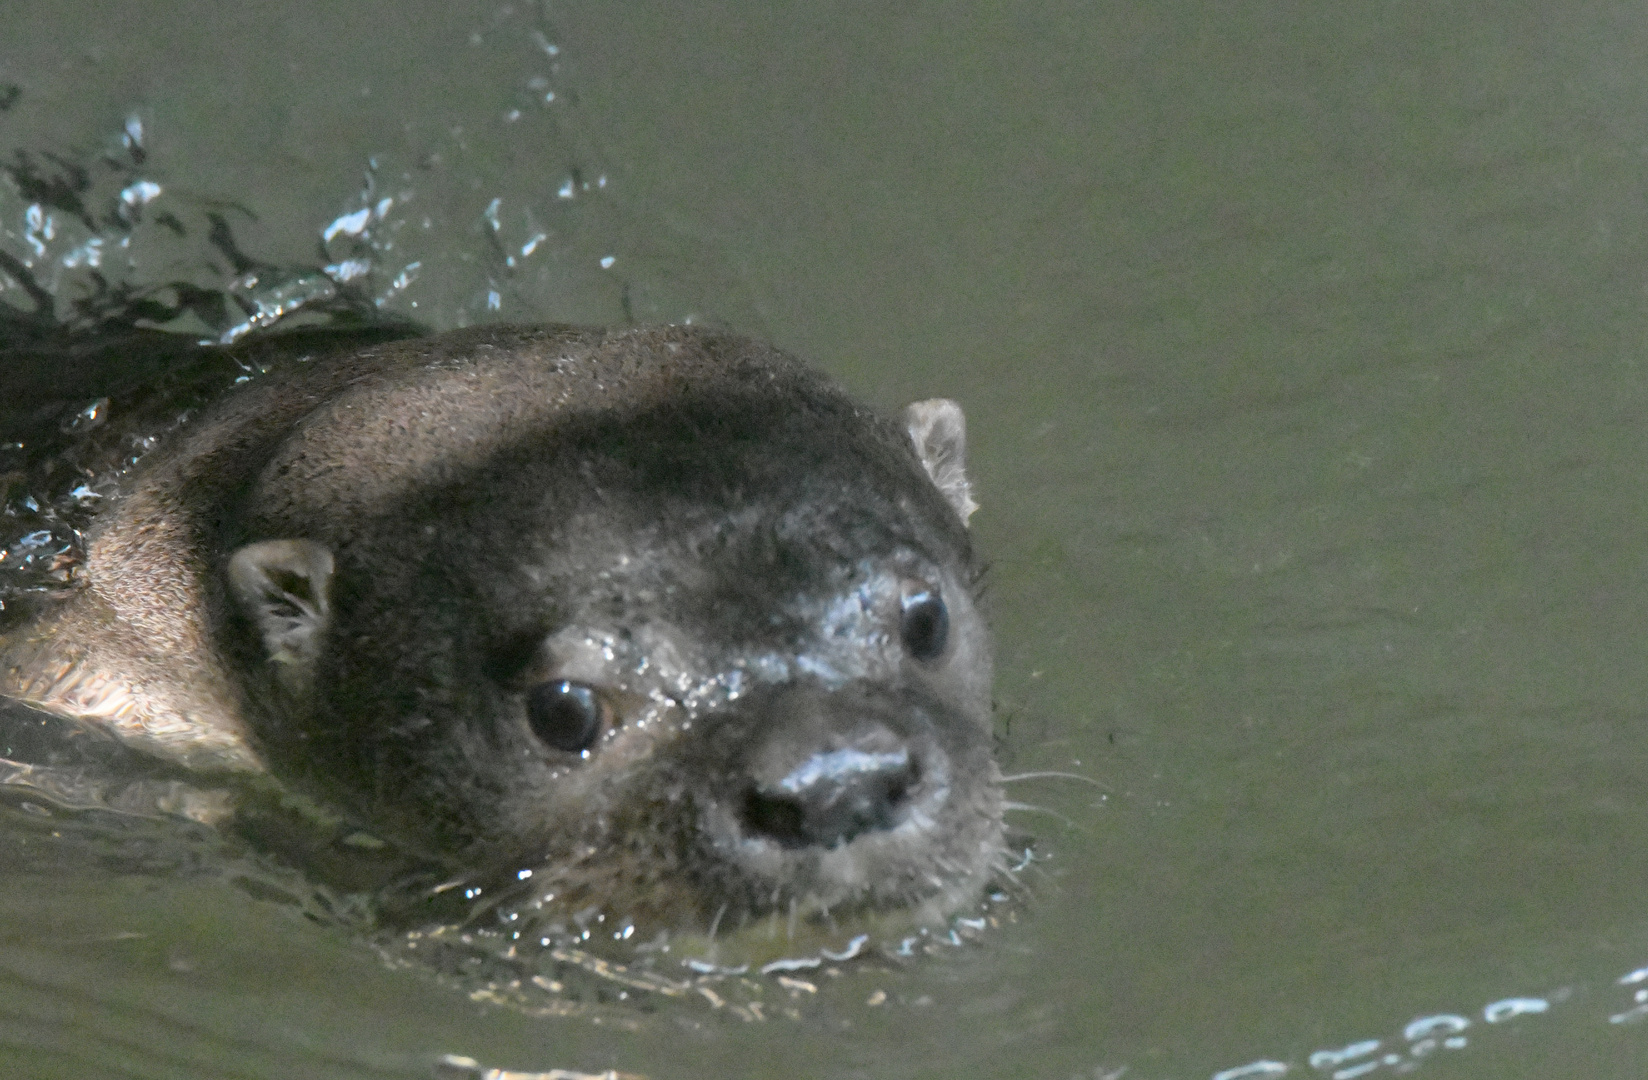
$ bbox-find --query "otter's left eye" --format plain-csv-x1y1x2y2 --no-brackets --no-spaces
900,587,949,662
526,680,606,753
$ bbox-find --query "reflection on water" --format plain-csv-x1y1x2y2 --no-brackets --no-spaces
435,1055,643,1080
1193,970,1648,1080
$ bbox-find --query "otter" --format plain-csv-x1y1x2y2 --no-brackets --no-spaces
0,324,1002,944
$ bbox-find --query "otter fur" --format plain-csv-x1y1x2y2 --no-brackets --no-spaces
0,324,1002,937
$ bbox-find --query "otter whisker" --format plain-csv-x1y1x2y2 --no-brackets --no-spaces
999,771,1108,789
707,901,728,941
1002,800,1073,827
985,850,1028,890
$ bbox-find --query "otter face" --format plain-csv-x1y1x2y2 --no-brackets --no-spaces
489,551,1001,928
225,348,1003,943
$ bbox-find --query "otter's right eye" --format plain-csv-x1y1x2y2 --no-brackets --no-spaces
900,587,950,662
526,680,605,753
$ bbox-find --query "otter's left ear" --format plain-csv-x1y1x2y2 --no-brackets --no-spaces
227,539,334,699
904,398,978,526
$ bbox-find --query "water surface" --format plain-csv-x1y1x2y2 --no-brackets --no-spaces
5,1,1648,1077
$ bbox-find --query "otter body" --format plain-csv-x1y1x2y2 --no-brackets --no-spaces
0,325,1001,935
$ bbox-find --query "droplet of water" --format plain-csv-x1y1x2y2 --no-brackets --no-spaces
60,398,109,434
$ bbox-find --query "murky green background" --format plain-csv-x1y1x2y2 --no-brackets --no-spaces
5,0,1648,1077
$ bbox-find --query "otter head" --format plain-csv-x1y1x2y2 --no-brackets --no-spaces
223,331,1002,945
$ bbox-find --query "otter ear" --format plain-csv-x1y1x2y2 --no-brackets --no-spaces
904,398,978,526
227,539,334,697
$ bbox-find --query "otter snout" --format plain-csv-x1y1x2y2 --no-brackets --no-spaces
685,679,988,916
741,743,920,849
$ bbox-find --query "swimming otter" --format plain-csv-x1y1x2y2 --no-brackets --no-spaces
0,324,1002,941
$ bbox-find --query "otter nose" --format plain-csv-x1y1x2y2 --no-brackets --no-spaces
741,747,918,849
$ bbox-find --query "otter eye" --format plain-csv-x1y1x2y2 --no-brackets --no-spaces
899,587,949,662
526,680,605,753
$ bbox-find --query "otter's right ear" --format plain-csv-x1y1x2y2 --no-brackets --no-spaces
904,398,979,527
227,539,334,698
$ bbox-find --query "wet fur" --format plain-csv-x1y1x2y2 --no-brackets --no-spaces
0,324,1004,937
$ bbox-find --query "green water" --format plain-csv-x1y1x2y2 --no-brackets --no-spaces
5,1,1648,1077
